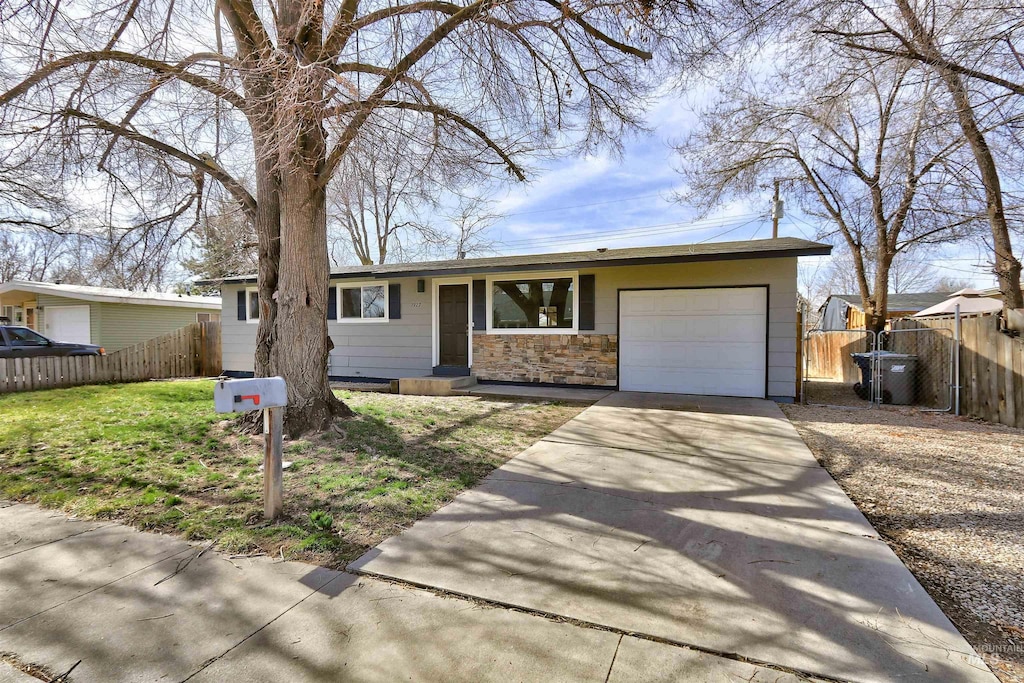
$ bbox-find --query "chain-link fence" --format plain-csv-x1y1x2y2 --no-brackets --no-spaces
802,321,957,410
877,325,956,410
802,329,877,406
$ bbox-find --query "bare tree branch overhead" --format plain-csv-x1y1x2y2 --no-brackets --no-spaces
677,45,986,332
0,0,735,433
803,0,1024,308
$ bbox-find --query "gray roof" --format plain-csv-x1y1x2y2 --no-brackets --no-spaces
831,292,952,312
206,237,831,285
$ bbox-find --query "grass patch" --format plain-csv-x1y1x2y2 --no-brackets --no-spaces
0,381,584,567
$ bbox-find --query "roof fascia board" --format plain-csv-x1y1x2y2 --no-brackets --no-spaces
208,245,832,286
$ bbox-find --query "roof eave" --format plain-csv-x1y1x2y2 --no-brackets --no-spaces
0,281,220,308
207,244,832,286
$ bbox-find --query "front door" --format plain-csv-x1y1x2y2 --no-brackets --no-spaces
438,284,469,368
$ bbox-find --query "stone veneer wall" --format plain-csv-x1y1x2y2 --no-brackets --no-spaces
472,334,617,386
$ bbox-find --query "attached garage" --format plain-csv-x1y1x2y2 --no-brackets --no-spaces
45,305,92,344
619,287,768,397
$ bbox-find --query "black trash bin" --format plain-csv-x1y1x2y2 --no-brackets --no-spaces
851,352,874,400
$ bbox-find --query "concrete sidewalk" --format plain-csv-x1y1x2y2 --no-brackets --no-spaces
0,502,812,682
351,392,997,683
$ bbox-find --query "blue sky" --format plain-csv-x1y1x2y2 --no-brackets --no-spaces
481,94,1003,294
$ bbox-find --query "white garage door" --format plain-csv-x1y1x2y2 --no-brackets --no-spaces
620,287,767,397
45,305,92,344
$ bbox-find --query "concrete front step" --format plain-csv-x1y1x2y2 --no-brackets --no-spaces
398,375,477,396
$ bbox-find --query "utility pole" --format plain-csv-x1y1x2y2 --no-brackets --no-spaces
771,179,783,239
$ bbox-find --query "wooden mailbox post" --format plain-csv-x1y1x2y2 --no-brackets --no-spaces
214,377,288,520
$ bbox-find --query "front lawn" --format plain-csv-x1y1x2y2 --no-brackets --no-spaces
0,381,584,567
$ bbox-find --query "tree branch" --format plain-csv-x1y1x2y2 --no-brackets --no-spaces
0,50,249,112
63,108,257,217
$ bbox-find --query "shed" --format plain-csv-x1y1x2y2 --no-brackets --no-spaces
818,292,952,330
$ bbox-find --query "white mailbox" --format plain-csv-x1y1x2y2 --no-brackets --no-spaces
214,377,288,413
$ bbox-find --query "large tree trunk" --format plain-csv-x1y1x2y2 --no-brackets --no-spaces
866,254,893,335
942,76,1023,309
275,163,350,435
254,153,281,378
255,0,350,435
895,0,1023,310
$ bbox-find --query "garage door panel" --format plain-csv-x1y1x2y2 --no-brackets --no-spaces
688,290,723,312
624,319,658,340
621,294,656,315
620,288,766,398
721,289,764,313
656,291,695,313
719,317,766,342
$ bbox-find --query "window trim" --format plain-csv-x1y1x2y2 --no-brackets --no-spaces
334,280,389,323
485,270,579,335
244,287,260,323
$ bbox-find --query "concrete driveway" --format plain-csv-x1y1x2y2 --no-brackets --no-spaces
351,393,995,683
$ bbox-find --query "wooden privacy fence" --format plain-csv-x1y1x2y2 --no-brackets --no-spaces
0,321,222,394
804,330,875,383
893,315,1024,429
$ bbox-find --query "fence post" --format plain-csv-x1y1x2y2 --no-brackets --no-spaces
954,305,961,416
796,304,804,403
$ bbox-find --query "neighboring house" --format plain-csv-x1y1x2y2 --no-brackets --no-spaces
211,237,830,402
0,280,221,352
818,292,952,330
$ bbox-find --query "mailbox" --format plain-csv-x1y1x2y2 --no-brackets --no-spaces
214,377,288,413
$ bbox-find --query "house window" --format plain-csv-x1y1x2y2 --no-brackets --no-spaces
491,276,575,330
246,288,259,321
338,283,387,321
197,312,221,323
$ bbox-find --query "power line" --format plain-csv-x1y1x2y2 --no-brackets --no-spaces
698,217,766,243
502,191,674,217
497,213,763,248
789,214,822,239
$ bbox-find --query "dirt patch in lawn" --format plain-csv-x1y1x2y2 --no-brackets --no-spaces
0,382,584,570
782,402,1024,682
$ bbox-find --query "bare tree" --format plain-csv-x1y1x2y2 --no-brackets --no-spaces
933,275,976,292
327,121,438,266
0,229,69,282
1,0,727,433
679,49,978,332
887,249,940,293
443,194,502,259
813,0,1024,308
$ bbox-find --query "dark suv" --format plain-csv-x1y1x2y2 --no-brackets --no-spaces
0,326,105,358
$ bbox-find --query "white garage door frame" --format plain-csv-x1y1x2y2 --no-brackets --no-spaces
616,285,770,398
45,305,92,345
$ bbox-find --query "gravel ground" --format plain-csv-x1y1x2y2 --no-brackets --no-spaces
781,398,1024,682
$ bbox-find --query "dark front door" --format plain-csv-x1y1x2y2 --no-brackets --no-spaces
438,284,469,368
